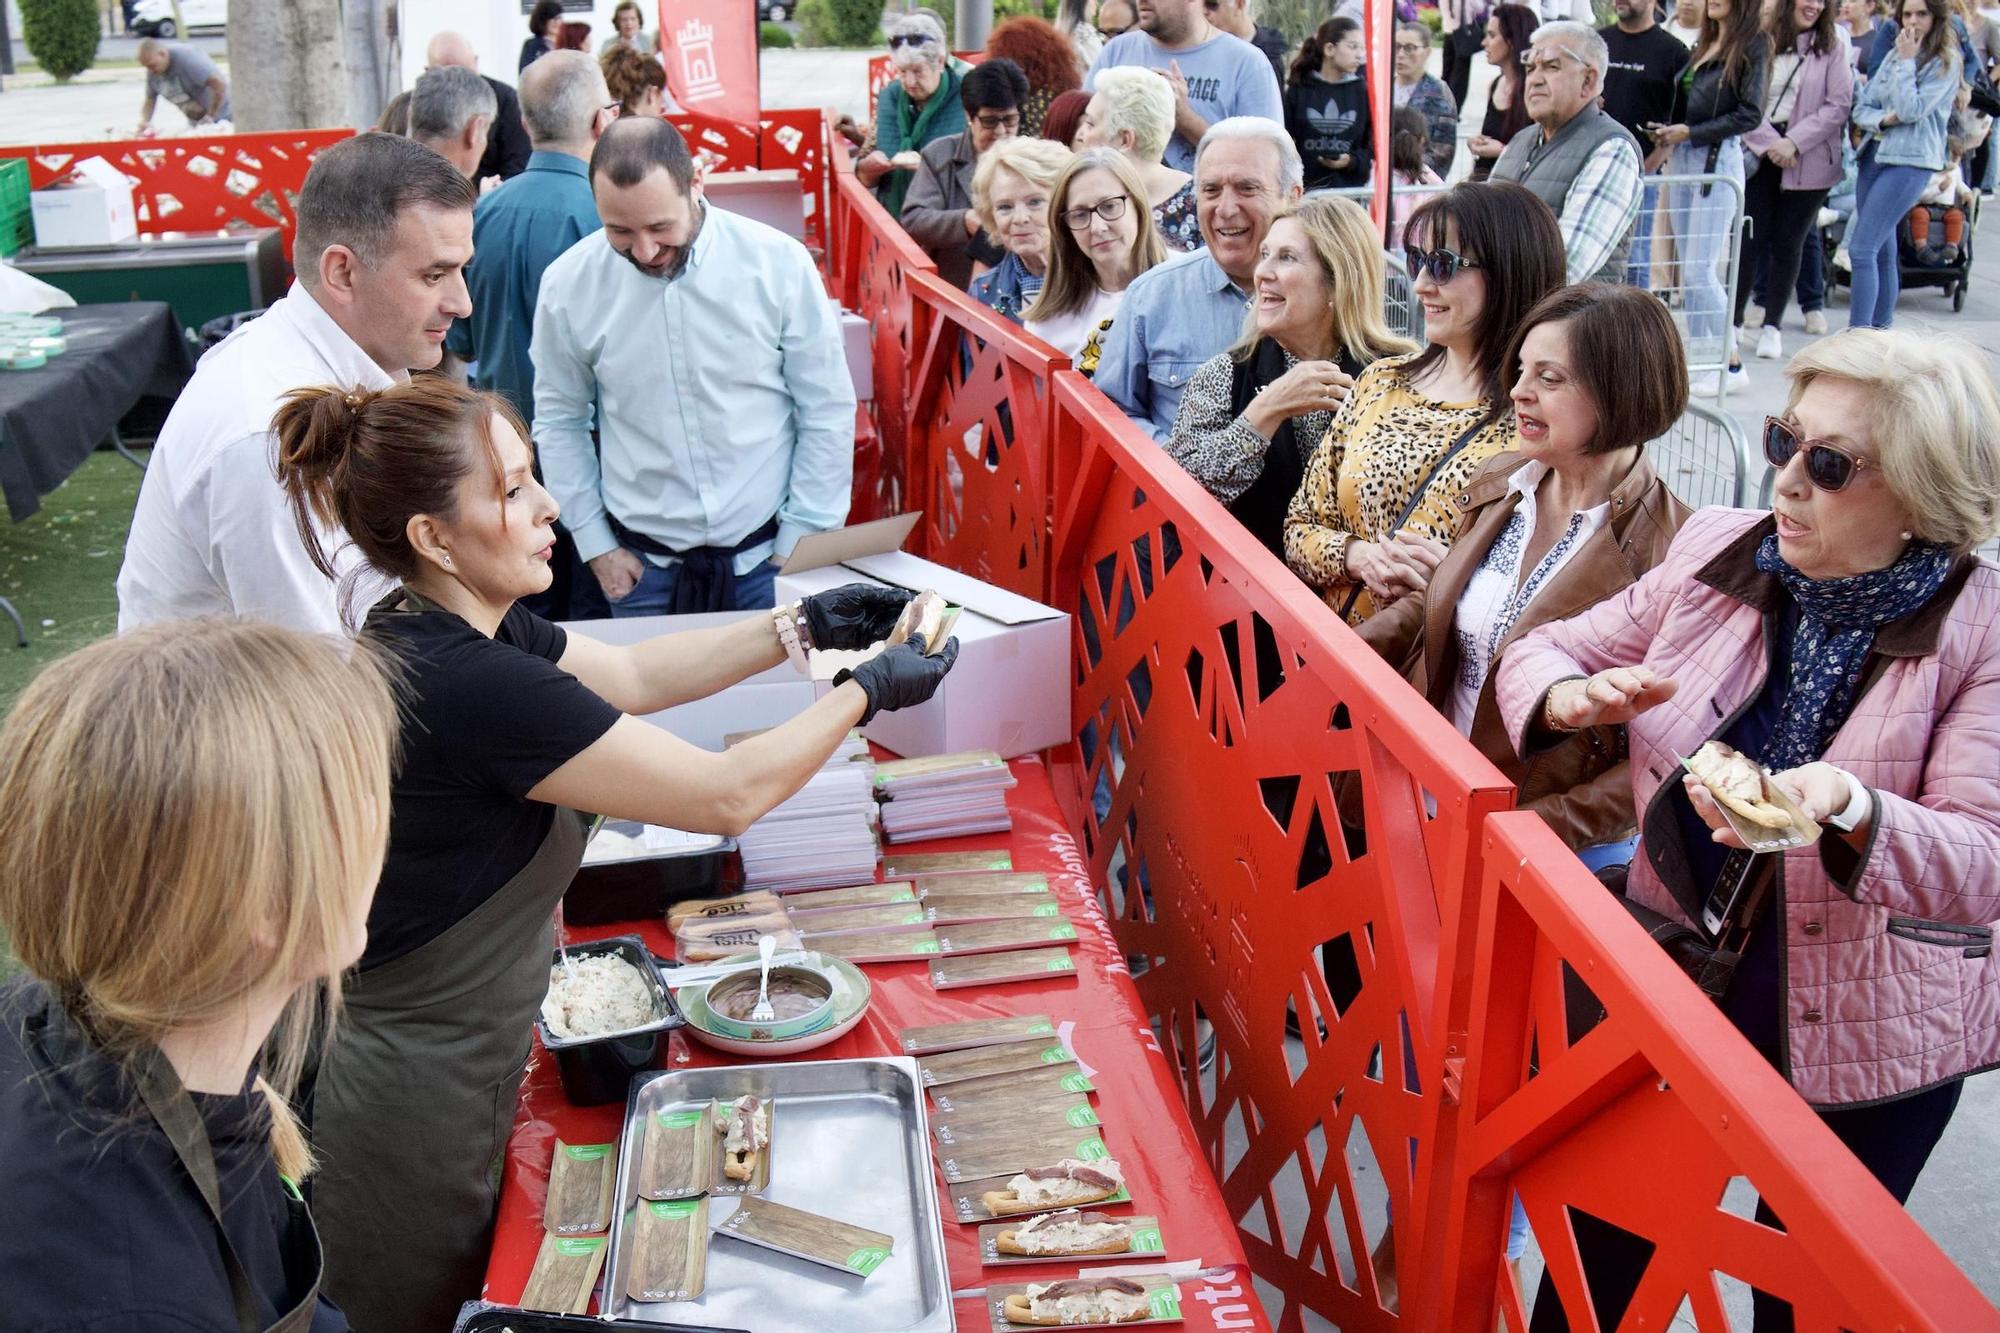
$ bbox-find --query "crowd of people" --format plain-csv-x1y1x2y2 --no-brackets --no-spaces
2,7,1998,1332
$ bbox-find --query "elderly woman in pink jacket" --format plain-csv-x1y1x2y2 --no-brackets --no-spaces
1497,328,2000,1332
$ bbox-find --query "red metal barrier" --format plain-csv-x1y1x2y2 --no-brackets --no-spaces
903,270,1067,597
1044,368,1516,1330
0,129,354,258
756,107,830,261
1422,814,2000,1332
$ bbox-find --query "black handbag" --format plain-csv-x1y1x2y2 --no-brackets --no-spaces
1592,860,1766,1002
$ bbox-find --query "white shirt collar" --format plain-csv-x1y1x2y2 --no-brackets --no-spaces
273,281,407,389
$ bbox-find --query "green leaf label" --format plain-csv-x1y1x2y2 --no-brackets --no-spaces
647,1199,700,1219
1075,1137,1108,1160
1027,1020,1055,1034
1047,955,1074,971
1059,1072,1093,1093
846,1246,891,1276
656,1110,703,1129
1132,1227,1164,1253
1050,924,1077,940
913,938,941,953
1065,1104,1100,1128
1148,1288,1182,1319
563,1143,612,1161
1033,902,1060,916
899,910,924,924
1040,1045,1068,1063
555,1236,606,1256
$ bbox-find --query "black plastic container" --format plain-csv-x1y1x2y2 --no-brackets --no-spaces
564,821,740,925
535,935,685,1106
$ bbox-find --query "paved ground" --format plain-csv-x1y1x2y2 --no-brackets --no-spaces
0,38,1992,1326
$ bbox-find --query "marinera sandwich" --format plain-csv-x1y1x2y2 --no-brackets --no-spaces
1684,740,1795,829
1004,1277,1150,1326
982,1157,1124,1217
996,1208,1133,1257
715,1095,769,1182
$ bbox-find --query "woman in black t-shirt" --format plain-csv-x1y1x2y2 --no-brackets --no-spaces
272,378,958,1333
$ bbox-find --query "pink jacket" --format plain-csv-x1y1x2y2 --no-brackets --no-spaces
1741,31,1857,193
1498,508,2000,1108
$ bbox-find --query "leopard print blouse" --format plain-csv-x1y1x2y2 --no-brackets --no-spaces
1282,352,1512,625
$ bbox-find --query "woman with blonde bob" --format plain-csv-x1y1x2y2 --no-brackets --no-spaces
1164,196,1415,556
1498,329,2000,1329
273,377,954,1332
1024,147,1165,375
969,136,1074,324
1074,66,1199,250
0,619,399,1331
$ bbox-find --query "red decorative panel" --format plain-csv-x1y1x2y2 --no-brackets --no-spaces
1044,369,1516,1332
668,111,763,171
904,271,1063,599
1422,814,2000,1332
758,107,829,261
0,129,354,258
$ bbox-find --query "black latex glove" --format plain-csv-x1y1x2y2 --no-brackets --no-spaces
835,634,960,722
801,582,913,651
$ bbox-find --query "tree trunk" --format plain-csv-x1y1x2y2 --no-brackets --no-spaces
342,0,400,131
227,0,347,131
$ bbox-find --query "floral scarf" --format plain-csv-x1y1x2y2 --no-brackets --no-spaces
1754,533,1952,768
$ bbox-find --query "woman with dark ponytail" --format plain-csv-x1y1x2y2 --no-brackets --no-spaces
1286,17,1373,190
272,378,960,1333
1466,4,1538,179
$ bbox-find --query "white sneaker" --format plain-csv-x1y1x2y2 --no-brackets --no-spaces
1690,370,1723,397
1743,302,1764,328
1756,326,1783,359
1804,310,1828,335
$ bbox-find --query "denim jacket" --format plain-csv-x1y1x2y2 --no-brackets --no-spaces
1853,48,1959,170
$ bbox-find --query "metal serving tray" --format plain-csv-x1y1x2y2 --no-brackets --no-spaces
604,1058,954,1332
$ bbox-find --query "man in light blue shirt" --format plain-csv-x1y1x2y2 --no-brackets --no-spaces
1095,117,1302,439
533,118,856,615
1086,0,1284,172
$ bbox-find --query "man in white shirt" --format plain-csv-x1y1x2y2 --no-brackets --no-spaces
117,133,476,634
532,117,856,615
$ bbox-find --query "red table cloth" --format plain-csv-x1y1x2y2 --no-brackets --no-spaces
481,754,1270,1332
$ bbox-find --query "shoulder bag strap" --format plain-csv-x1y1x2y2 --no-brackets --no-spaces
133,1047,266,1333
1337,415,1489,621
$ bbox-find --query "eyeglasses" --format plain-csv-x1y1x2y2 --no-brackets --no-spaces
889,32,937,49
974,111,1022,131
601,101,623,119
1394,40,1429,53
1405,246,1482,283
1062,195,1130,229
1762,416,1878,492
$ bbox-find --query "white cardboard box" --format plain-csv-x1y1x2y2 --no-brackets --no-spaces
774,516,1071,760
560,612,816,750
30,157,138,249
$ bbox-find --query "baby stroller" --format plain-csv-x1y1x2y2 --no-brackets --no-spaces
1825,190,1982,312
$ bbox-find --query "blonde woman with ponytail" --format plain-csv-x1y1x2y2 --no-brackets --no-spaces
268,377,956,1332
0,618,398,1333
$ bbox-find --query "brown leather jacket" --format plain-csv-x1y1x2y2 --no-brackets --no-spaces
1358,451,1691,849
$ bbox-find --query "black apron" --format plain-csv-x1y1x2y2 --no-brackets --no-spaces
312,590,591,1333
133,1048,327,1333
1225,337,1362,559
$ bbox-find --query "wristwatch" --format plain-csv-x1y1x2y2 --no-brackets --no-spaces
1824,767,1872,833
773,602,810,676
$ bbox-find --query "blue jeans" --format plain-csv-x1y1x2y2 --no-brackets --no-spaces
1623,180,1660,289
1847,143,1936,329
1666,139,1743,357
607,553,781,617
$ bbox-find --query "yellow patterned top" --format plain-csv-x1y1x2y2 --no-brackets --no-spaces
1282,352,1512,624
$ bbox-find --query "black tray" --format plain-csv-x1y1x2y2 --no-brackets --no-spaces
536,934,685,1106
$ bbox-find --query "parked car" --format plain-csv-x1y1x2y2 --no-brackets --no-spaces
758,0,790,23
131,0,228,39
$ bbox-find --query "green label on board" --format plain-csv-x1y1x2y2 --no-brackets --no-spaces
562,1143,612,1161
647,1199,700,1219
656,1110,703,1129
555,1236,606,1256
1027,1020,1055,1034
1047,955,1074,972
1132,1226,1164,1254
1032,902,1061,916
1074,1137,1108,1160
1040,1045,1068,1063
846,1246,891,1276
1065,1104,1101,1129
1049,924,1077,940
913,938,941,953
1059,1072,1094,1093
1148,1288,1182,1319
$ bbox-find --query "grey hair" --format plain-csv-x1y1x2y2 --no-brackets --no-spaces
520,50,606,144
136,36,165,60
1089,67,1175,164
887,12,948,67
408,65,496,144
293,133,475,288
1194,116,1304,196
1530,20,1608,79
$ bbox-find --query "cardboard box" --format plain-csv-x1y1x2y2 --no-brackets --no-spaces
560,612,816,751
30,158,137,249
775,516,1070,760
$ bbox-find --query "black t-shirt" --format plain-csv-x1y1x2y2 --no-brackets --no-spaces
1286,72,1374,190
360,599,622,970
0,980,349,1333
1600,24,1691,154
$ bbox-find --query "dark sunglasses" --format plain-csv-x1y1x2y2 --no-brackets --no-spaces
1404,245,1482,283
1762,416,1877,492
887,32,934,48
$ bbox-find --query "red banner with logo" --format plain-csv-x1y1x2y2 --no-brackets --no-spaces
657,0,761,129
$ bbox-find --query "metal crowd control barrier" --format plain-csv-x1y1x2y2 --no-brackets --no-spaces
1650,400,1754,510
810,109,1998,1329
1638,170,1747,394
1429,814,2000,1330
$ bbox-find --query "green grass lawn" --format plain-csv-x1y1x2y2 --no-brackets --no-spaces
0,447,147,712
